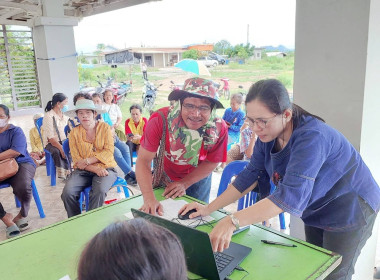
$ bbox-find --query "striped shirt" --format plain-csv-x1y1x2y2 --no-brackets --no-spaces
68,121,116,169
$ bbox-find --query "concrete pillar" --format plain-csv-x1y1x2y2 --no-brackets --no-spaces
32,0,79,108
292,0,380,279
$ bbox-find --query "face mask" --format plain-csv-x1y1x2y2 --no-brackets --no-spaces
61,105,69,113
0,118,8,128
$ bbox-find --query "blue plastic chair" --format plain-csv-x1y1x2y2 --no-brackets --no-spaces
132,151,137,166
62,139,130,213
217,160,286,230
64,125,70,137
0,179,46,218
35,117,56,186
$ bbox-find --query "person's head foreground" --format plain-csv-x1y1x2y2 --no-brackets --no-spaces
77,218,187,280
168,77,224,130
245,79,324,143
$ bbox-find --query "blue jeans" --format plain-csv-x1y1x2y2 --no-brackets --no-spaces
114,136,132,175
186,173,212,203
305,197,377,280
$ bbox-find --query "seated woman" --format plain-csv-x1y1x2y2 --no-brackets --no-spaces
103,89,126,141
92,93,136,185
0,104,36,233
61,99,118,218
222,93,245,144
42,92,70,179
77,218,187,280
29,113,46,166
124,104,148,167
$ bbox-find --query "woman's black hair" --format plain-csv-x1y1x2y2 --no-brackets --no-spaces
0,104,10,117
73,92,92,105
245,79,324,129
44,92,67,112
130,104,143,113
77,218,187,280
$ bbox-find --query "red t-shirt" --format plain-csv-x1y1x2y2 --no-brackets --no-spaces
140,107,228,181
125,117,148,135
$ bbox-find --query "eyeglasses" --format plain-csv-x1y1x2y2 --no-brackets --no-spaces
182,103,211,113
246,114,278,129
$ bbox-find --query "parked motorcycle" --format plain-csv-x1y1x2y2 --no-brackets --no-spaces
142,80,162,112
95,75,128,105
170,80,181,91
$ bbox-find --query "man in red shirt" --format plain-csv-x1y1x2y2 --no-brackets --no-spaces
136,77,228,215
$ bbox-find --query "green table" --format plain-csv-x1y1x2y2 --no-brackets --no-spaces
0,189,341,280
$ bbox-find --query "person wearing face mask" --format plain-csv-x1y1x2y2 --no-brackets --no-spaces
42,92,70,179
0,104,36,237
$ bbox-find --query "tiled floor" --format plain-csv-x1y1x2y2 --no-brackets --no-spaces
1,113,379,279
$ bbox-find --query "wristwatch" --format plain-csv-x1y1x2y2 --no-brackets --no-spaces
229,214,240,230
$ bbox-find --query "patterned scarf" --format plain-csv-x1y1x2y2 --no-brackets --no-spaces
166,101,223,167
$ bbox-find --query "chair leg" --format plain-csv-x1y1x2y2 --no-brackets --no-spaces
50,160,56,187
78,192,84,214
45,153,51,176
84,189,90,212
279,212,286,230
31,180,46,218
15,197,21,208
122,186,130,198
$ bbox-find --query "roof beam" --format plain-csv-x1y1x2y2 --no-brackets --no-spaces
0,1,41,14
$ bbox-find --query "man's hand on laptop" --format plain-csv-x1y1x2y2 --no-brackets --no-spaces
178,202,210,219
210,217,235,252
140,197,164,216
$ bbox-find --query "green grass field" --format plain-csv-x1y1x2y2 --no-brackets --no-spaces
78,55,294,124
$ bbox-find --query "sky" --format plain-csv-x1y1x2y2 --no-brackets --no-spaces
74,0,296,53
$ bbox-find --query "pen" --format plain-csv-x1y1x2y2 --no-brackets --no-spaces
261,239,297,247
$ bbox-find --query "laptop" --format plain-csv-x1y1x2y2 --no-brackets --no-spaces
131,208,252,280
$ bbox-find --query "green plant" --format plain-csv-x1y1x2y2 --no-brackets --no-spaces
182,49,198,60
91,58,98,64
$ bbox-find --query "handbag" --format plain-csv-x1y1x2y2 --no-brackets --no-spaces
0,158,19,181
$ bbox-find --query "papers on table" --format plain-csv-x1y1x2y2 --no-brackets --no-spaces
124,198,214,228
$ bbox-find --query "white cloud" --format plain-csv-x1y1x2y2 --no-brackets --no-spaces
74,0,295,53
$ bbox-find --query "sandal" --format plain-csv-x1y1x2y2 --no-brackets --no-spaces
6,224,21,239
15,217,30,231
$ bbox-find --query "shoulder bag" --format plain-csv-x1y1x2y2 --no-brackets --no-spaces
0,158,19,181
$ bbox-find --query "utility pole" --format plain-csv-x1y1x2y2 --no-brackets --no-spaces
247,24,249,45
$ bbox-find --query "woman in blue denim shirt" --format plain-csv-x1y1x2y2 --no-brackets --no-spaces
181,79,380,280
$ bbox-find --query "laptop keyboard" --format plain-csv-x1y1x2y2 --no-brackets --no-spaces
214,251,235,272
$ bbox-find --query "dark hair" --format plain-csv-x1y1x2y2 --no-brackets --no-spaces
91,93,103,101
77,218,187,280
0,104,10,117
129,104,142,113
73,92,92,105
44,92,67,112
245,79,324,129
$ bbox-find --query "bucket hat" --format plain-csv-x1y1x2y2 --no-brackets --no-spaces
168,77,224,109
64,99,105,118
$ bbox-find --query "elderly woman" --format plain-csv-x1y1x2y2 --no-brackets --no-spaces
0,104,36,235
61,99,117,218
103,89,126,141
136,78,228,215
124,104,148,167
42,92,69,179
